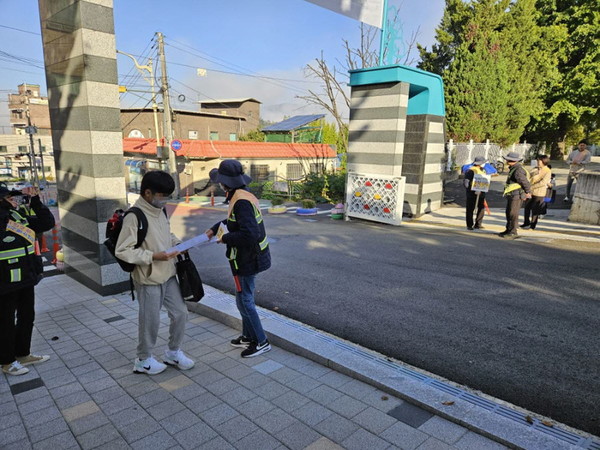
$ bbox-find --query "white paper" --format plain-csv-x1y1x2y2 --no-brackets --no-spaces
166,233,211,253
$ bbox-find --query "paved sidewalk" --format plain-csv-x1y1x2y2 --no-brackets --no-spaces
2,275,512,450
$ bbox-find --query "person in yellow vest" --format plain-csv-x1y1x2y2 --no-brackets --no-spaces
206,160,272,358
0,184,55,375
499,152,531,239
464,156,488,230
521,155,551,230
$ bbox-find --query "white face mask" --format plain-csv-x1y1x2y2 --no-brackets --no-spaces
151,197,169,209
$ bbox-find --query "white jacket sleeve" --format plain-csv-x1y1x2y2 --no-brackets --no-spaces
115,213,154,265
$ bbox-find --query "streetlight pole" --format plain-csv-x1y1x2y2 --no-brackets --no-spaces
22,88,40,187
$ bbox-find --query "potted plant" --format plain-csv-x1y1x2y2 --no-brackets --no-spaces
297,198,318,216
268,197,287,214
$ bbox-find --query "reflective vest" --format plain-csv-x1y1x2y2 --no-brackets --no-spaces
225,189,269,274
503,165,530,196
0,208,41,290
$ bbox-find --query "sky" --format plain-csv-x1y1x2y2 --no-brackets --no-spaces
0,0,444,132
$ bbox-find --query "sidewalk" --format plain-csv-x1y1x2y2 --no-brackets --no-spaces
1,273,598,449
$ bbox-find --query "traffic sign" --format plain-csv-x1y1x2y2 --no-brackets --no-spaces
170,139,182,151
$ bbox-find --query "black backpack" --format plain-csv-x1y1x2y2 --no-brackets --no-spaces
104,207,148,272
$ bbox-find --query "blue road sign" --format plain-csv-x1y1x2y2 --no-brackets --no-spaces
170,139,183,151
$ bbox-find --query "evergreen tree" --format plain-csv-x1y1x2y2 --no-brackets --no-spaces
419,0,556,146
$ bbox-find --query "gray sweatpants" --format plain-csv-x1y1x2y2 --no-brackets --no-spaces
135,276,188,360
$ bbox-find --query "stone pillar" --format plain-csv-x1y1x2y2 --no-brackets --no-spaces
38,0,128,294
348,82,409,178
568,173,600,225
348,65,446,218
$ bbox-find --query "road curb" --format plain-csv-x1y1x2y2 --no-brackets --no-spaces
187,286,598,450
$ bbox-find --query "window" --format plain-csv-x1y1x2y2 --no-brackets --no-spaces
148,128,152,138
40,146,46,153
209,132,219,141
189,130,198,139
310,162,325,174
0,146,7,153
250,164,269,182
18,146,28,154
229,133,237,141
286,164,302,179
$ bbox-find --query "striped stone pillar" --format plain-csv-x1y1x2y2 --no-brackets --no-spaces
348,82,409,178
348,65,446,218
38,0,128,294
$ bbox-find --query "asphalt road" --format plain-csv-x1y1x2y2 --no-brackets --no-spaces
179,206,600,436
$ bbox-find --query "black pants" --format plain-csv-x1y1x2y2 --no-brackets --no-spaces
505,194,523,234
0,286,35,365
466,191,485,228
523,196,545,229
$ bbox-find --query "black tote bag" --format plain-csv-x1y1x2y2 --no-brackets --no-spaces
176,253,204,302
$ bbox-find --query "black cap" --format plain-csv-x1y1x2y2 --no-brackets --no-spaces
0,185,21,199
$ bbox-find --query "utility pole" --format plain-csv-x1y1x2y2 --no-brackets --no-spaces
23,85,40,187
38,138,47,185
156,32,180,198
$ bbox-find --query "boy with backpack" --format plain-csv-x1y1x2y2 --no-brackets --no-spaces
115,170,194,375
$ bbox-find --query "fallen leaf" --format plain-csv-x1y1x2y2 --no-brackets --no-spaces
442,401,455,406
541,420,554,427
51,336,59,341
273,307,279,311
381,396,389,401
526,415,534,424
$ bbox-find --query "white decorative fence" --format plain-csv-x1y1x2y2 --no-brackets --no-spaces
345,173,406,226
446,139,538,171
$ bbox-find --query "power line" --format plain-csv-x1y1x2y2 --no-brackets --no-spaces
0,24,40,35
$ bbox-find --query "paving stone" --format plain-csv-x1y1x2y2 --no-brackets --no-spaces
221,385,256,407
342,428,392,450
234,395,275,419
252,360,284,375
380,421,429,449
338,378,378,400
136,387,173,408
48,382,85,400
0,422,28,446
328,394,369,419
304,436,345,450
22,405,63,427
314,413,360,444
13,386,50,405
305,384,344,405
274,421,322,450
416,437,455,450
388,402,434,428
130,429,178,450
454,431,508,450
271,389,310,412
318,371,354,388
116,415,161,443
0,399,18,416
253,380,290,400
170,382,206,402
199,402,239,427
215,414,259,443
221,364,256,381
172,422,218,449
268,367,301,385
26,417,70,443
361,389,403,412
32,430,79,450
147,397,187,421
98,394,138,415
352,406,398,435
109,406,150,427
55,390,93,410
90,385,128,404
68,410,111,436
184,391,222,414
76,423,121,450
61,400,100,422
418,416,469,445
191,368,226,386
232,428,281,450
83,376,120,394
17,395,56,416
290,400,333,427
160,408,202,434
125,379,160,398
204,377,241,396
254,407,298,434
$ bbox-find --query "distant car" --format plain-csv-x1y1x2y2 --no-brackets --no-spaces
6,181,28,191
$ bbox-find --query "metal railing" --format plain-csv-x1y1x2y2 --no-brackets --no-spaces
446,139,538,172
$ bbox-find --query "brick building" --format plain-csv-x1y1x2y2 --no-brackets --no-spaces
8,84,52,136
198,98,261,131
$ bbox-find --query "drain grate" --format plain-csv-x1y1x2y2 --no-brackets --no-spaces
213,295,600,449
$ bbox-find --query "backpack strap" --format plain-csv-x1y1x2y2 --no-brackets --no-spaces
125,207,149,249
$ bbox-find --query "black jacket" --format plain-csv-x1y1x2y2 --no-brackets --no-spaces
0,196,55,292
211,188,271,277
506,163,531,195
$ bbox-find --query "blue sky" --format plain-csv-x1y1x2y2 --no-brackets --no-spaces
0,0,444,130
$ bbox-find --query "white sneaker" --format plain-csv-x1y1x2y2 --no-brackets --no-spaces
163,349,195,370
133,356,167,375
2,361,30,376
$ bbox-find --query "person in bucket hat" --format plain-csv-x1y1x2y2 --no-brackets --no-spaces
498,152,531,239
206,160,272,358
1,184,54,376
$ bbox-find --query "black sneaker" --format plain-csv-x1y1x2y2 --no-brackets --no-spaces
241,340,271,358
473,225,485,230
467,226,474,230
230,336,252,348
